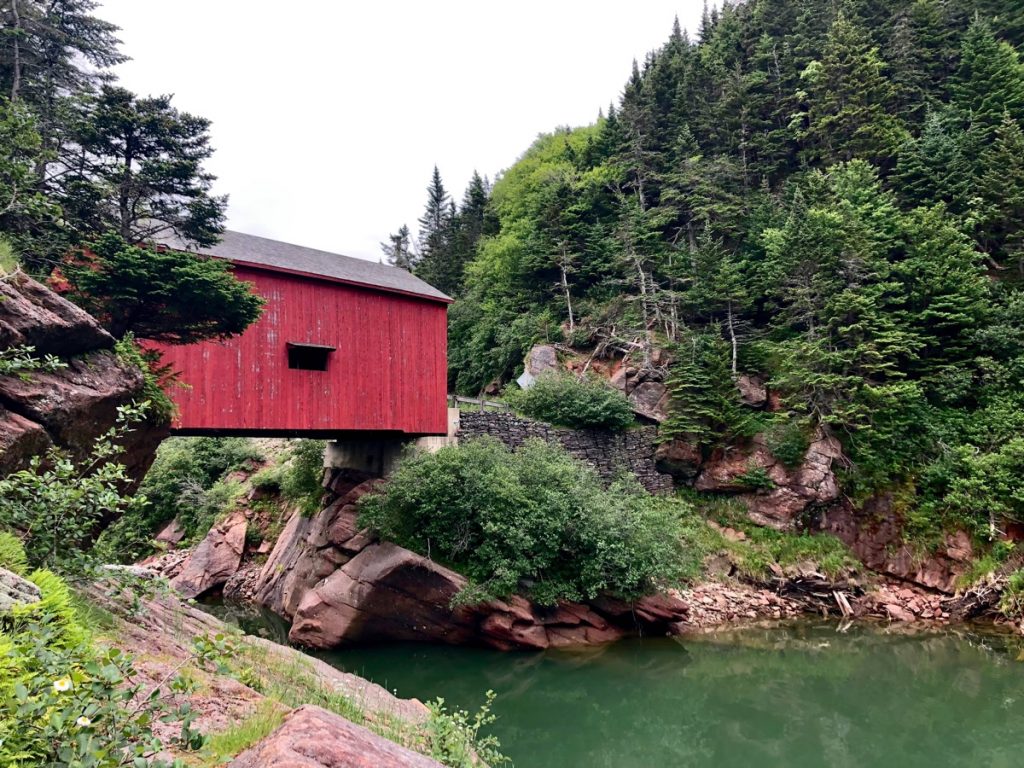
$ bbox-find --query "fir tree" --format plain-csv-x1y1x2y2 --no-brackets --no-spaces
799,13,907,167
380,224,415,269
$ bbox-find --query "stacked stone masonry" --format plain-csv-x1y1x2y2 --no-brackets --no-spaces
457,411,673,493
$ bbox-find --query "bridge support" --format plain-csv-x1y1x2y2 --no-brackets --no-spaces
324,408,460,476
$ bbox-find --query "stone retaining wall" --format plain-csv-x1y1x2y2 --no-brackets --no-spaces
457,411,672,493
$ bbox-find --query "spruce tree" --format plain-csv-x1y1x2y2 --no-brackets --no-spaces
951,19,1024,135
414,166,459,295
58,85,226,249
800,13,907,168
380,224,415,269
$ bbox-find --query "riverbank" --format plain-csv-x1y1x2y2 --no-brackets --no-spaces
81,579,503,766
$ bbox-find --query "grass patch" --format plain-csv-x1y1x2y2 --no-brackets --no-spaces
193,700,286,766
221,642,508,767
676,489,858,581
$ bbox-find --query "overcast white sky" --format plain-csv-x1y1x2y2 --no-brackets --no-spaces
97,1,711,261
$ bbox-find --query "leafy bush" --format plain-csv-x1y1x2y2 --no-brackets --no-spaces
764,418,812,468
98,437,263,562
0,403,151,572
0,567,208,767
503,372,635,430
359,438,685,604
280,440,325,515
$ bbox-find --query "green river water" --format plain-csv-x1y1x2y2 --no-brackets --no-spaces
210,605,1024,768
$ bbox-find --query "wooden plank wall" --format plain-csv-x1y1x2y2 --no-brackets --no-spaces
154,266,449,435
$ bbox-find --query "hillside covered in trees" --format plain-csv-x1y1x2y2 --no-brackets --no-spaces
398,0,1024,544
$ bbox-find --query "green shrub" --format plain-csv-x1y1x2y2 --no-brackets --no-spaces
280,440,325,515
732,465,776,491
98,437,264,562
764,418,811,468
0,569,204,766
0,403,150,572
503,372,635,430
359,438,685,604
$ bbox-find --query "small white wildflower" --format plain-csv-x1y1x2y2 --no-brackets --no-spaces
52,677,72,693
76,716,92,728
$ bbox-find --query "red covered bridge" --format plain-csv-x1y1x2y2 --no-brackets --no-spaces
153,231,451,439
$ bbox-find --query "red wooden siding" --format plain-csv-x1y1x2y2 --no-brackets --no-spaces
154,265,449,436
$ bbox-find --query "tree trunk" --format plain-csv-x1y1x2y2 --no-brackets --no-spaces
727,300,738,376
560,259,575,333
10,0,22,101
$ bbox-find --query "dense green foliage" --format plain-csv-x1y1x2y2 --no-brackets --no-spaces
0,402,150,571
359,438,685,605
63,232,265,344
97,437,263,563
504,373,636,430
439,2,1024,542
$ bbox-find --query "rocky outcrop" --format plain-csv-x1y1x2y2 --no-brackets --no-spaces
695,433,842,530
515,344,560,389
228,705,444,768
246,468,689,650
288,542,633,651
0,567,40,613
255,471,383,620
0,273,167,479
819,495,973,594
735,374,767,408
170,511,248,599
0,272,112,357
654,438,703,482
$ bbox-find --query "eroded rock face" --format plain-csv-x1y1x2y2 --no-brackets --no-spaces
171,512,248,599
285,537,688,651
0,274,167,480
695,433,842,530
736,374,767,408
516,344,560,389
0,274,113,357
654,438,703,482
228,705,445,768
819,495,973,594
255,471,382,620
628,381,670,423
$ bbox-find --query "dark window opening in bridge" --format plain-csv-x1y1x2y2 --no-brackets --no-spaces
287,342,335,371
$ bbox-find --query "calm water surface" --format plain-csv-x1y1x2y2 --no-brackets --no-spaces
210,604,1024,768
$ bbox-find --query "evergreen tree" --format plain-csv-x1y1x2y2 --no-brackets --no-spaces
56,86,226,250
799,13,907,167
414,166,459,295
951,19,1024,134
973,114,1024,269
380,224,415,269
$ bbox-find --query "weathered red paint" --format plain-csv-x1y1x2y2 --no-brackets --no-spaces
153,264,449,436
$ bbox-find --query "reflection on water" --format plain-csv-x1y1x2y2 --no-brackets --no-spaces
205,602,1024,768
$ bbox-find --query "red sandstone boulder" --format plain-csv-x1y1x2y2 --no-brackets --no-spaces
0,275,167,483
254,473,381,619
654,438,703,482
0,407,50,476
171,512,248,599
629,381,670,422
0,274,113,357
288,542,483,648
736,374,768,408
819,495,971,594
228,705,444,768
695,433,842,530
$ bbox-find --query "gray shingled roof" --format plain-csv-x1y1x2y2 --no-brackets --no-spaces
157,230,451,303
